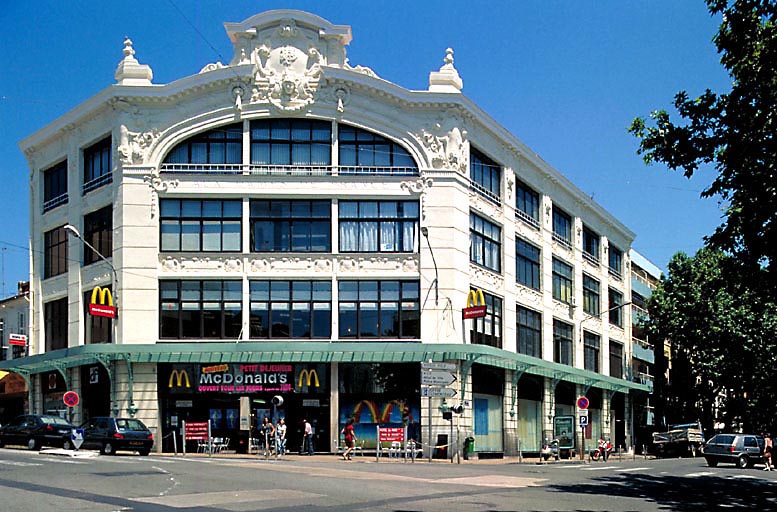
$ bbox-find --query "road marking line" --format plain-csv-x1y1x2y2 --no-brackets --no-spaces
581,465,618,471
616,467,650,472
684,471,716,477
0,460,43,466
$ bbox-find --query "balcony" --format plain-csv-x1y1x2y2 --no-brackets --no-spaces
552,232,573,251
42,193,68,213
515,209,540,230
469,181,501,205
632,338,655,364
158,164,419,177
82,172,112,195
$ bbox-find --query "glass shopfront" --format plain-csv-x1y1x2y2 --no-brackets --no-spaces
159,362,329,453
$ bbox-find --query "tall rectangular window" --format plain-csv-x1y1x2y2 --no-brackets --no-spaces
338,280,420,339
470,213,501,272
516,238,540,290
161,199,242,252
584,331,600,373
250,280,331,339
251,200,331,252
609,288,625,327
83,206,112,266
608,245,623,279
517,305,541,358
44,226,68,279
552,207,572,248
470,149,501,202
42,160,68,212
470,290,502,348
582,227,600,263
609,341,624,378
552,257,573,304
83,137,112,194
251,119,331,166
339,201,418,252
553,319,573,366
159,280,242,339
582,274,600,317
83,287,112,344
44,297,68,351
515,179,540,229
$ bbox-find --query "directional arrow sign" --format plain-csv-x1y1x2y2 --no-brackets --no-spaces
422,387,457,398
421,362,457,372
421,370,457,386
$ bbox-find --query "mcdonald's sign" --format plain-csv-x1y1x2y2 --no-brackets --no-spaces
88,286,117,318
297,369,320,389
169,369,191,389
463,289,487,319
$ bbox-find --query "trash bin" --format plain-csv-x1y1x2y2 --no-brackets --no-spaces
463,436,475,460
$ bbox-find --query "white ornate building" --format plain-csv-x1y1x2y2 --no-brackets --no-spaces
7,10,649,457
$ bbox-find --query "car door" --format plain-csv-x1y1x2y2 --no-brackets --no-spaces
743,436,760,458
2,416,27,444
81,419,101,450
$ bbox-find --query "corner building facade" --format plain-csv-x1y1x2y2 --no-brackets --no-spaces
9,10,649,457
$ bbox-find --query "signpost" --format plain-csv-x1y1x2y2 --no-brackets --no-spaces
577,396,588,461
71,428,84,450
421,387,457,398
420,362,457,372
63,391,79,408
421,371,457,386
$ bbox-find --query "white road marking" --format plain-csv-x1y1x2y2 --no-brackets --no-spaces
0,460,43,467
615,467,650,472
684,471,717,477
581,465,618,471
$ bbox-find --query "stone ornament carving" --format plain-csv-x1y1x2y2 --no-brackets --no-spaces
417,115,468,173
118,125,160,165
336,256,418,273
470,264,504,289
400,177,434,194
249,20,325,112
247,257,333,274
144,168,179,218
516,287,542,307
160,256,243,272
161,257,181,272
250,259,271,273
200,62,225,73
343,59,377,78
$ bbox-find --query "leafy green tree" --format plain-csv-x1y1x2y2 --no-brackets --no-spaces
648,249,777,434
630,1,777,282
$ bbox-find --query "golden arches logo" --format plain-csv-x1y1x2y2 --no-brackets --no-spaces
351,400,406,423
169,369,191,388
351,400,380,423
91,286,113,306
466,289,486,308
297,369,320,388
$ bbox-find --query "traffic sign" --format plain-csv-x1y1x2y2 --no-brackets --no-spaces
421,387,457,398
421,362,457,372
71,428,84,450
63,391,79,407
579,415,588,428
421,370,457,386
577,396,589,410
8,334,27,347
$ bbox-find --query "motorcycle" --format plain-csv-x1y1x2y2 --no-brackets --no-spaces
541,437,560,461
590,438,613,461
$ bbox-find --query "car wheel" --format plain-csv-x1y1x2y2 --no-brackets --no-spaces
101,442,115,455
27,438,39,451
63,440,73,450
737,455,749,469
706,457,718,467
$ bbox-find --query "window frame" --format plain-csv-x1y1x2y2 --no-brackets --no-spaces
553,319,573,366
250,199,331,253
338,280,420,339
608,287,625,327
609,340,624,378
469,148,501,203
552,207,573,248
582,273,601,317
165,123,243,165
583,330,601,373
338,200,418,253
470,212,502,273
160,199,243,253
44,226,68,279
83,137,112,194
470,290,503,348
249,280,332,339
159,280,243,339
608,245,623,279
515,237,541,290
516,305,542,358
251,119,331,167
44,297,68,351
338,124,416,173
515,179,540,229
42,160,68,213
551,257,573,305
582,226,600,264
83,206,112,266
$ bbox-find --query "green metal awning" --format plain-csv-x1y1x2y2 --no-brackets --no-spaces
0,342,650,393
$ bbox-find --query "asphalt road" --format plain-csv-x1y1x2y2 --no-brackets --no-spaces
0,448,775,511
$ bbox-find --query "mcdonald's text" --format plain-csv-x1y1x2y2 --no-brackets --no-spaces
462,305,487,319
88,303,118,318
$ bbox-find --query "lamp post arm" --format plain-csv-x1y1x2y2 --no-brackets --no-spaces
64,225,118,297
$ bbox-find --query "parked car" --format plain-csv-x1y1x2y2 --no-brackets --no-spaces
0,414,74,450
79,417,153,455
703,433,764,468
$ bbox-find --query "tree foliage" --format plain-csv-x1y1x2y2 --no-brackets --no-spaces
648,249,777,434
629,0,777,282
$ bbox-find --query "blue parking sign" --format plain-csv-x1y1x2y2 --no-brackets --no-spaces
579,415,588,428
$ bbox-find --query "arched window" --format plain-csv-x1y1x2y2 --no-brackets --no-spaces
338,125,416,174
164,124,242,165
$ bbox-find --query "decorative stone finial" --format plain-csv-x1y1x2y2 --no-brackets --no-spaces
115,36,153,86
428,47,462,93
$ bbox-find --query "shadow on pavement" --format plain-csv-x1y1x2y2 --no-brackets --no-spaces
549,470,776,510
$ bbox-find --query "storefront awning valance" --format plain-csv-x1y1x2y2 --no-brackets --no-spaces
0,342,649,393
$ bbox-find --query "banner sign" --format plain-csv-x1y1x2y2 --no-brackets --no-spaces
378,427,405,443
166,364,328,395
88,286,117,318
184,421,209,441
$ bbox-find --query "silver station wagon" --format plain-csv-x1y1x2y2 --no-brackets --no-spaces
703,433,765,468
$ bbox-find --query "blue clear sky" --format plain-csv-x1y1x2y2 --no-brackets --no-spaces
0,0,730,294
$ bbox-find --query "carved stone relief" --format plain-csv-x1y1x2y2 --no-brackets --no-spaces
144,168,179,218
118,125,160,165
516,286,542,307
417,116,468,173
470,264,504,290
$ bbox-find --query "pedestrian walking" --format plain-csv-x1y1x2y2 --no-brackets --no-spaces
303,419,314,455
341,418,357,460
260,417,275,456
276,418,287,456
763,433,773,471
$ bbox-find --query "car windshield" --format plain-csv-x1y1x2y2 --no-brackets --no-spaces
41,416,72,426
116,419,147,431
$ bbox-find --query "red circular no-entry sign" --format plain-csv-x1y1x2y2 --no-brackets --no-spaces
577,396,589,410
63,391,80,407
